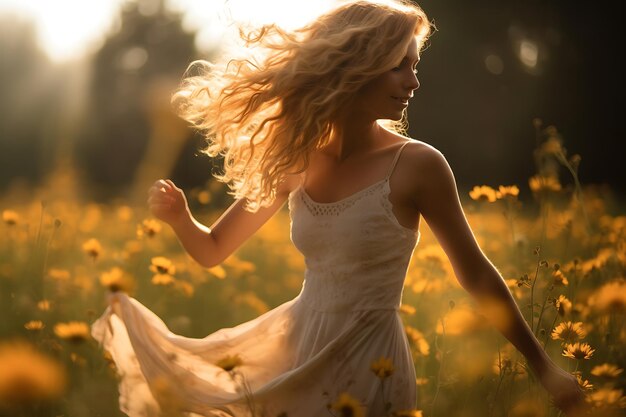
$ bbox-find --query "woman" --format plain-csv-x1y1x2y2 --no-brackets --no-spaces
91,1,589,416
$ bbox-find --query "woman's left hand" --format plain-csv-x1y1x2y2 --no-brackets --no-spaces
536,362,591,416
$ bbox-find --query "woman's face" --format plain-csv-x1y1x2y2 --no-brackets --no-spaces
349,36,420,121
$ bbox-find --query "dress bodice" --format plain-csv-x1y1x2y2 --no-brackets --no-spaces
288,141,420,312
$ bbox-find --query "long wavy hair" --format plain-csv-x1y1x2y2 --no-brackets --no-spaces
172,0,432,212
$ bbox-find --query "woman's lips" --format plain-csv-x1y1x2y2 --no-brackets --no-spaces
391,96,409,105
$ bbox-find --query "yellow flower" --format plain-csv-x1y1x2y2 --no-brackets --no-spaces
370,356,394,380
82,238,102,260
53,321,91,343
551,321,587,343
589,279,626,313
173,280,195,297
216,354,243,372
539,136,564,155
496,185,520,199
196,190,212,205
554,294,572,316
552,270,569,286
529,175,562,193
405,326,430,356
572,371,593,391
137,219,162,238
329,392,364,417
47,268,70,281
100,267,135,293
562,342,595,360
587,387,626,409
151,274,176,286
150,256,176,275
469,185,497,203
399,304,416,315
2,210,19,226
207,265,227,279
37,299,51,311
392,410,423,417
415,377,429,386
591,363,623,379
24,320,45,331
116,205,133,222
0,340,67,406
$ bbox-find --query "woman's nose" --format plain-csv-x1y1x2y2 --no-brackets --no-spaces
406,72,420,92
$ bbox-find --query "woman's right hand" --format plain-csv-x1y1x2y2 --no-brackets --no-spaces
147,179,189,226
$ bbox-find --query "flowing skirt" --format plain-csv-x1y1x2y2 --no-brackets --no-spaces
91,292,417,417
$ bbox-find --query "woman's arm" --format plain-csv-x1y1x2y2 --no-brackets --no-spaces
147,176,298,268
407,144,589,415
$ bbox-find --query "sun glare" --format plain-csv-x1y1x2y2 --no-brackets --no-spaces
171,0,336,53
0,0,337,62
0,0,125,62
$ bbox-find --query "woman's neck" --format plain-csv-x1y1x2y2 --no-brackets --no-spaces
324,121,386,162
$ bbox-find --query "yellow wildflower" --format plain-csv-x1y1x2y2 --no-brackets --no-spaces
589,279,626,314
197,190,211,205
150,257,176,275
554,294,572,316
116,205,133,222
591,363,623,379
53,321,91,343
551,321,587,343
137,219,162,238
496,185,520,199
370,356,394,380
151,274,176,286
0,340,67,406
100,267,135,293
215,354,243,372
587,387,626,409
572,371,593,391
37,300,51,311
173,280,195,297
392,411,423,417
399,304,416,315
207,265,227,279
405,326,430,356
469,185,497,203
223,256,256,273
436,306,486,335
415,377,429,386
82,238,102,260
2,210,19,226
24,320,44,331
539,136,564,155
552,270,569,286
562,342,595,360
329,392,364,417
529,175,562,193
47,268,70,281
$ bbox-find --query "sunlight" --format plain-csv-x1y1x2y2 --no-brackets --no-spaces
0,0,125,62
0,0,337,61
170,0,336,53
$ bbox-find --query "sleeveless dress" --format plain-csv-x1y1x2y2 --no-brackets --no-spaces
91,140,421,417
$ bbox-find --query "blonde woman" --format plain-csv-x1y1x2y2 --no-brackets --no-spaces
92,1,589,416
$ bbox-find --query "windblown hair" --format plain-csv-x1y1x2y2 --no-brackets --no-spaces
172,0,432,212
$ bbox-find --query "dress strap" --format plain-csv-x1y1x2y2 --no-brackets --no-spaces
385,141,411,180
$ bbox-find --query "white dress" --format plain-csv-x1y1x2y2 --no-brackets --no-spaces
91,141,421,417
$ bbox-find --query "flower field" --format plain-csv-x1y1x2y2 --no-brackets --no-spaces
0,124,624,417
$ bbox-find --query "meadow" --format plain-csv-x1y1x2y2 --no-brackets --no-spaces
0,123,624,417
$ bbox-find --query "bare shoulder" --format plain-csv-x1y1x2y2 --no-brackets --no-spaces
402,139,450,179
400,139,457,203
276,171,305,196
